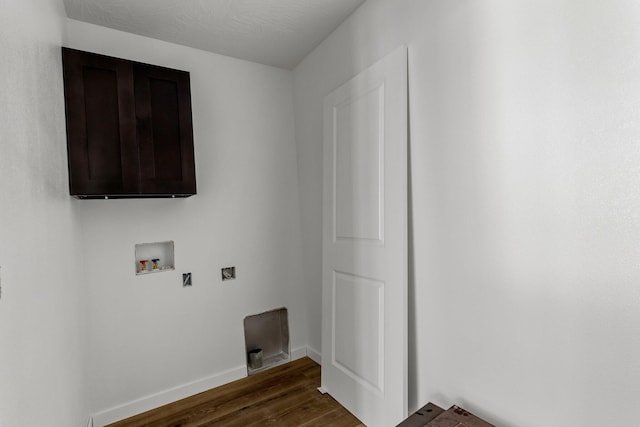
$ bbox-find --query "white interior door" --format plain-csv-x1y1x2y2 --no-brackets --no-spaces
321,46,408,427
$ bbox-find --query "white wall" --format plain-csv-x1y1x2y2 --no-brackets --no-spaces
0,1,89,426
294,0,640,425
65,20,306,416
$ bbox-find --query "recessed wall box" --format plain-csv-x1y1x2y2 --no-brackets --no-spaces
221,266,236,281
243,307,290,375
135,241,175,275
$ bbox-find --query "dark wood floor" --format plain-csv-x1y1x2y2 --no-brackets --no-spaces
107,357,365,427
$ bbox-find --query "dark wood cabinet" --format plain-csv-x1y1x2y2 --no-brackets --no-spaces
61,48,196,198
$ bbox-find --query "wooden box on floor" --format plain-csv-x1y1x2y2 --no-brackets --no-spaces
398,403,495,427
397,402,445,426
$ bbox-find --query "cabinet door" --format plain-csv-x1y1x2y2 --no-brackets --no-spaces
134,64,197,195
62,48,139,196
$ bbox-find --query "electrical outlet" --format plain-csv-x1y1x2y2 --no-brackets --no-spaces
221,266,236,281
182,272,192,287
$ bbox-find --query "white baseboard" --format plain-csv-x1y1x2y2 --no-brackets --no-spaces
291,345,307,361
90,345,321,427
306,345,322,365
292,345,321,364
91,364,246,427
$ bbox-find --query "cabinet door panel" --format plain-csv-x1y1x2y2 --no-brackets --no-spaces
62,48,138,196
83,67,123,181
134,64,196,195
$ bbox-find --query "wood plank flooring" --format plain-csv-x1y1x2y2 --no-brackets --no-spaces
106,357,365,427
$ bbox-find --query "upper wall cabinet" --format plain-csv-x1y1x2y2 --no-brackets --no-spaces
61,48,197,199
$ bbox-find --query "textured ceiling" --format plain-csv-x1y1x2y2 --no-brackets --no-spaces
63,0,365,69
